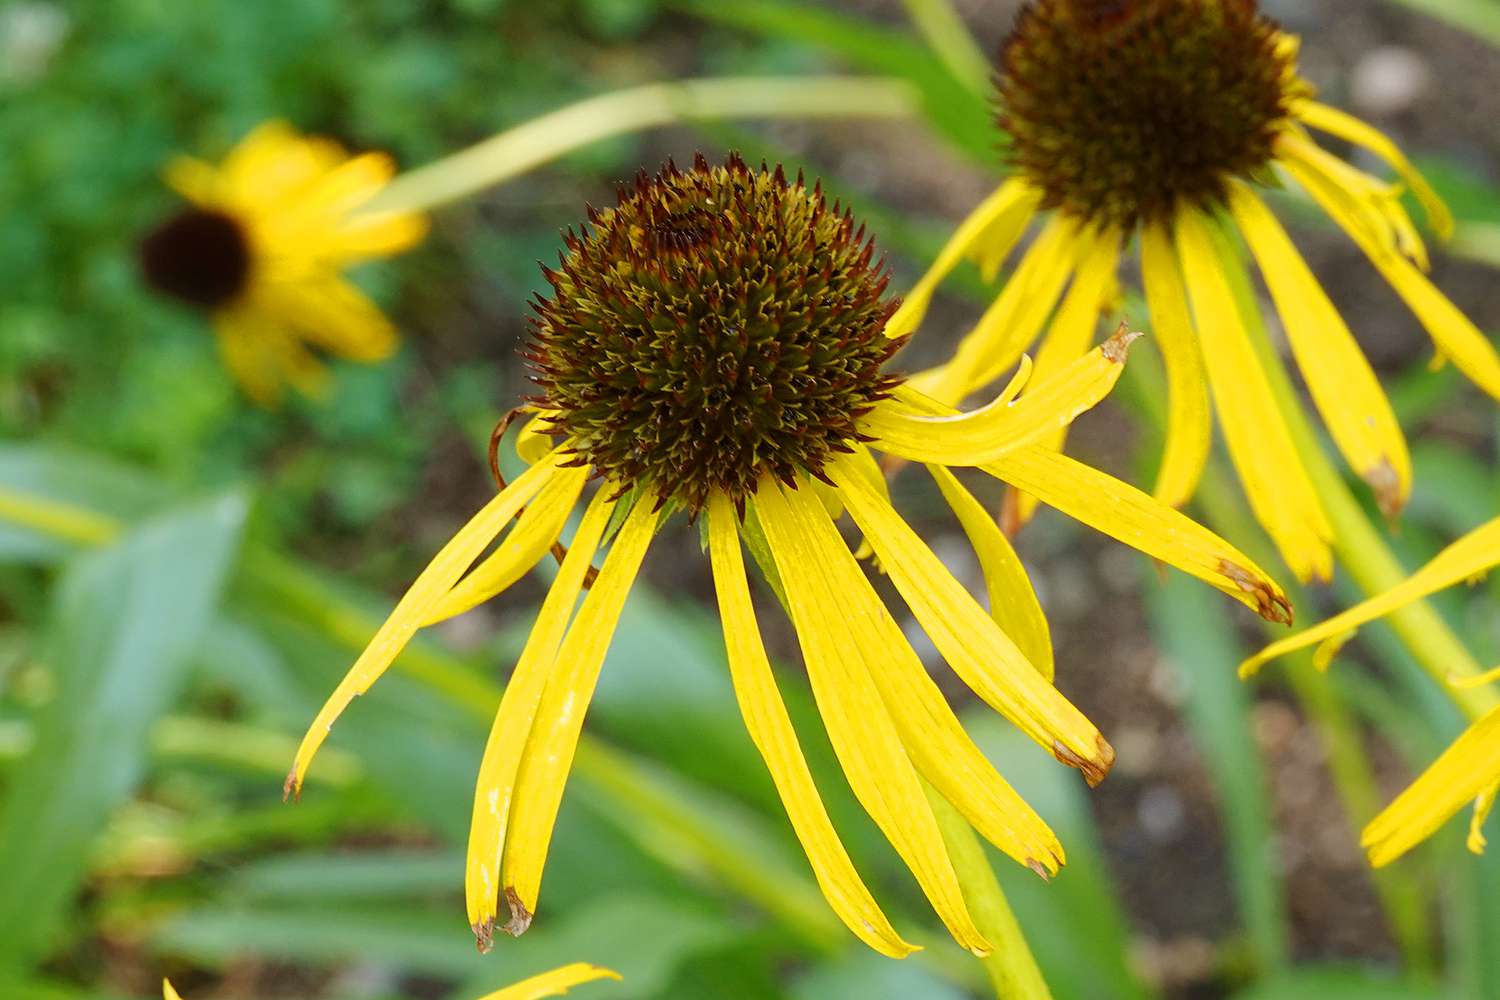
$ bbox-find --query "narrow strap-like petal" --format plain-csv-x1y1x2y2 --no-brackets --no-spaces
517,411,561,466
1140,221,1212,509
1174,207,1333,582
288,450,563,799
706,494,916,958
163,980,183,1000
500,500,658,922
832,456,1108,785
465,488,615,946
1362,704,1500,868
1470,782,1499,854
269,275,398,362
475,962,623,1000
864,326,1135,466
1291,99,1452,239
1227,181,1411,516
1241,516,1500,677
886,179,1041,339
425,465,590,625
755,480,990,955
927,465,1053,681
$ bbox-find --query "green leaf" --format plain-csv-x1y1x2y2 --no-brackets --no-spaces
0,492,247,973
1384,0,1500,49
1230,965,1450,1000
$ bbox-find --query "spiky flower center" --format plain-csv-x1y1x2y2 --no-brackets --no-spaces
527,154,903,513
998,0,1305,231
139,208,252,309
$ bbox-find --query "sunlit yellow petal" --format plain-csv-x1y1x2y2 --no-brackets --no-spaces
213,308,284,407
706,493,916,958
886,179,1041,339
1227,181,1411,516
465,489,615,943
273,276,399,362
927,465,1053,681
1174,208,1332,582
756,480,990,956
1140,221,1212,509
288,452,563,799
425,465,590,625
330,210,430,261
1240,516,1500,677
501,501,659,919
476,962,622,1000
1362,704,1500,867
1470,783,1499,854
221,120,331,210
517,412,562,467
1291,99,1452,239
163,980,183,1000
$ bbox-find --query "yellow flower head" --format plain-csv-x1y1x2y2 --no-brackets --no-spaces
285,154,1290,959
891,0,1500,583
139,120,428,405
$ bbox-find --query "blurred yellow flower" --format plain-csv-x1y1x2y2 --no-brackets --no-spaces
1241,516,1500,865
285,155,1288,958
165,962,619,1000
892,0,1496,583
139,120,427,404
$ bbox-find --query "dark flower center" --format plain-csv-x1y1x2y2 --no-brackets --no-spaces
997,0,1303,231
138,208,251,308
527,153,904,514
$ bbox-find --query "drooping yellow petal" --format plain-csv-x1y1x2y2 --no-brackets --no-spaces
984,444,1293,623
1362,704,1500,867
755,480,990,955
1227,181,1411,516
1140,221,1212,509
1174,208,1333,582
832,456,1108,787
927,465,1054,681
425,465,590,626
501,501,658,921
705,493,916,958
917,213,1080,405
163,980,183,1000
1240,516,1500,677
1280,133,1430,268
271,275,399,362
1291,99,1453,239
465,489,615,944
213,308,284,407
886,179,1042,339
475,962,623,1000
288,451,563,799
1278,148,1500,401
863,325,1135,466
1470,783,1499,854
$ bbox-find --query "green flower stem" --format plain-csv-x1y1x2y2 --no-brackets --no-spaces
363,76,920,216
900,0,992,96
926,781,1053,1000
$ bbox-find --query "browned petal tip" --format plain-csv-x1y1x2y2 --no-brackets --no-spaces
473,918,495,954
1218,559,1293,626
1025,858,1051,881
1365,458,1405,521
282,767,300,803
1101,320,1143,364
1052,735,1114,788
502,887,533,938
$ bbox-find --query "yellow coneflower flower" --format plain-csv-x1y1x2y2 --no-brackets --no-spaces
165,962,619,1000
889,0,1500,582
1241,516,1500,865
138,120,427,405
284,154,1289,957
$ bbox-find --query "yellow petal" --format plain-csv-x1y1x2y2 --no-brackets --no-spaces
163,156,222,206
1292,99,1453,239
475,962,622,1000
886,179,1041,339
517,412,562,466
1240,516,1500,677
1227,181,1411,516
501,500,658,919
986,444,1293,623
1140,221,1212,509
864,325,1136,466
271,276,399,363
1470,783,1499,854
221,120,333,211
425,464,589,625
465,489,615,943
1362,703,1500,867
164,980,183,1000
706,493,916,958
330,210,430,261
213,308,285,407
927,465,1054,681
755,480,990,955
920,213,1080,405
287,451,562,799
1174,207,1333,582
1279,149,1500,402
832,456,1108,787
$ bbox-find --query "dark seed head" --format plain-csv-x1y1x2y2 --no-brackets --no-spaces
997,0,1307,232
138,208,252,309
528,153,905,514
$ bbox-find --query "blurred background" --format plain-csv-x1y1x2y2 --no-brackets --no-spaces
2,0,1499,997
